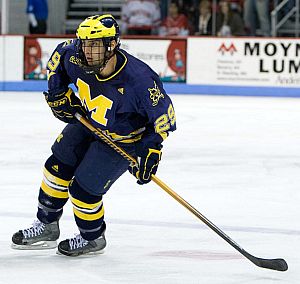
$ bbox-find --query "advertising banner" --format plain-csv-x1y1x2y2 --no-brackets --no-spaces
24,37,187,83
187,37,300,87
24,37,62,80
121,39,186,82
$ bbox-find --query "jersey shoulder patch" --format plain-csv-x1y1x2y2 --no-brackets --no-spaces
148,81,164,107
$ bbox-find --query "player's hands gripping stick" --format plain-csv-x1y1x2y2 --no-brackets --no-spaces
129,145,162,185
44,89,86,123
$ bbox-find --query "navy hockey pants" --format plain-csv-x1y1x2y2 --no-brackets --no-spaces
51,123,135,196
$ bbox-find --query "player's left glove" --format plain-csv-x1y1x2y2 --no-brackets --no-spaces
44,90,86,123
129,144,162,185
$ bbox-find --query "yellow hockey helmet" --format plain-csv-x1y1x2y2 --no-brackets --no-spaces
75,14,120,74
76,14,120,41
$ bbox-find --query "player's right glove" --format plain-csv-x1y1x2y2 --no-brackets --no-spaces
44,89,86,123
128,144,162,185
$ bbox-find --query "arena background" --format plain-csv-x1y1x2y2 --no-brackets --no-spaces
1,35,300,97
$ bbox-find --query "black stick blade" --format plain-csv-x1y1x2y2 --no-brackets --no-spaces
243,250,288,271
252,257,288,271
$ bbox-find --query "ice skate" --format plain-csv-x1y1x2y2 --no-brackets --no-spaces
57,224,106,256
11,220,60,250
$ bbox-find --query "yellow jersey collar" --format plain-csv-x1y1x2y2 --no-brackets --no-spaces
95,50,127,82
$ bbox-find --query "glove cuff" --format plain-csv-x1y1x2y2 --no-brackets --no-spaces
146,148,162,161
135,141,162,157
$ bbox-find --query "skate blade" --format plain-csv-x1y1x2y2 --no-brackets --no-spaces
56,249,105,257
11,241,57,250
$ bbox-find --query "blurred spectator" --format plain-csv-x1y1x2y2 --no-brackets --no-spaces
121,0,161,35
243,0,270,36
216,0,246,36
194,0,213,35
177,0,200,34
177,0,200,16
26,0,48,34
159,2,190,36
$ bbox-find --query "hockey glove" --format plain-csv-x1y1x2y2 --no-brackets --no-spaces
44,89,86,123
129,145,162,185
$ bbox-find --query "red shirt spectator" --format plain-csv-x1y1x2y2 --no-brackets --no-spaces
159,2,189,36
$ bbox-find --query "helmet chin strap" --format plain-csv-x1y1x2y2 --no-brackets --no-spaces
97,49,115,74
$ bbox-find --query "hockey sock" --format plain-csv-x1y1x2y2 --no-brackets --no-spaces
37,154,75,223
69,178,105,241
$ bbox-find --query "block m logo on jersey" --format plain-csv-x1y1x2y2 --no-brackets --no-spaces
218,43,237,55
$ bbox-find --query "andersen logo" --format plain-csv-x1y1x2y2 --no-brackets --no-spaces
218,43,237,55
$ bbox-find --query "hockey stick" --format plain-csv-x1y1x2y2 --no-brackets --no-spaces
75,113,288,272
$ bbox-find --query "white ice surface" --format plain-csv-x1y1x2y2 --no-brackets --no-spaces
0,92,299,283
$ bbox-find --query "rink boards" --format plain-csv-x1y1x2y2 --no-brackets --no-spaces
0,35,299,96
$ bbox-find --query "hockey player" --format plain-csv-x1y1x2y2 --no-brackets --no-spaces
11,14,176,256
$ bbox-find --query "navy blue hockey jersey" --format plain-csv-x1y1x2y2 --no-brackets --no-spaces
46,40,176,148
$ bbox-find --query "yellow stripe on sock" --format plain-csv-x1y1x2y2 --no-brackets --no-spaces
70,195,102,210
41,180,69,199
43,167,70,187
73,206,104,221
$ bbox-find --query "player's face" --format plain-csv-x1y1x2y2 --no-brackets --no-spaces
82,39,106,66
